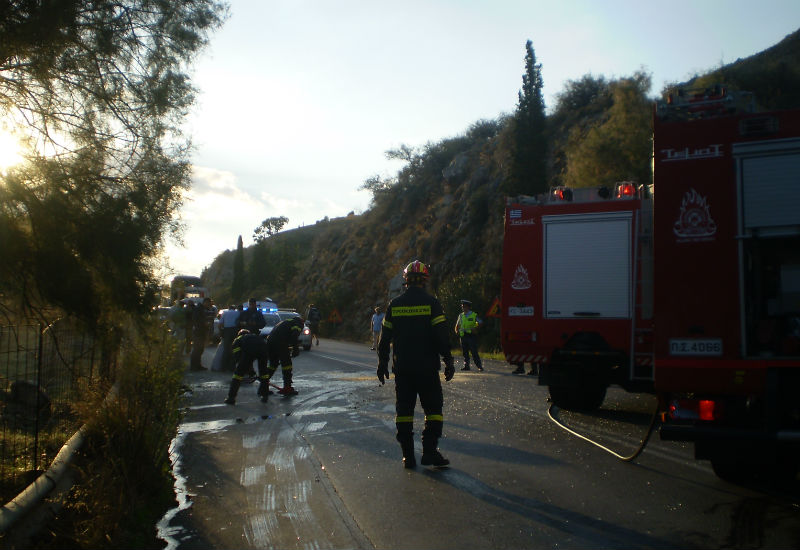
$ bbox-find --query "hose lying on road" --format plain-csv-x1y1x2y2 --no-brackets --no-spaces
547,402,660,462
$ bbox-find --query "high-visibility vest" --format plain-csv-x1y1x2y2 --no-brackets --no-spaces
458,311,479,336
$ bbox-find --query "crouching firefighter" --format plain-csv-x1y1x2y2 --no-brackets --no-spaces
377,260,455,469
265,316,305,396
225,330,271,405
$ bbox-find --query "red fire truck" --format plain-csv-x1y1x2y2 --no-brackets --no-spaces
501,182,655,411
501,87,800,479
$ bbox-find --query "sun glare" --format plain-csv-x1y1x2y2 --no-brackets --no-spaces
0,129,24,172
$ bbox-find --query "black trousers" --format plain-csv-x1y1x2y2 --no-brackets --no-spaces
394,368,443,449
267,346,293,385
460,333,482,368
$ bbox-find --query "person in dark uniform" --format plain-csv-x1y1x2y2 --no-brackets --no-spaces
305,304,322,346
238,298,266,334
377,260,455,469
265,316,304,396
190,298,214,370
224,330,271,405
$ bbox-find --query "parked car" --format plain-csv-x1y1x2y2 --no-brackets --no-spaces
275,309,312,351
258,313,282,339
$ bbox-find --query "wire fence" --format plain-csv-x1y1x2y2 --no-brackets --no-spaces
0,320,118,504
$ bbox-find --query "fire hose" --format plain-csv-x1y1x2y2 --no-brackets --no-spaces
547,401,661,462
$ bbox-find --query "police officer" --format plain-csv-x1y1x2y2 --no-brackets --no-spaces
455,299,483,371
265,316,304,396
224,330,271,405
377,260,455,469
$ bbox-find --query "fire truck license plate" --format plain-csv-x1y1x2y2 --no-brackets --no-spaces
668,338,723,356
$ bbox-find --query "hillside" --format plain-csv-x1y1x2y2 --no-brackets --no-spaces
202,29,800,351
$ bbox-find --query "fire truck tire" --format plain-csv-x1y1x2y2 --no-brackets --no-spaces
548,385,607,411
548,386,573,409
710,457,748,482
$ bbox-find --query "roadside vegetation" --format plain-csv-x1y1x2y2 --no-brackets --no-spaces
28,322,185,549
0,0,227,547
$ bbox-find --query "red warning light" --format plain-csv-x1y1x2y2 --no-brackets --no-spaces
615,182,636,198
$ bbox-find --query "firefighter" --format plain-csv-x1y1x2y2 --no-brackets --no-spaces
377,260,455,469
224,330,271,405
265,316,304,396
455,299,483,371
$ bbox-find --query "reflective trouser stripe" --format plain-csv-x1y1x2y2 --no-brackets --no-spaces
232,374,244,380
396,415,414,423
425,414,443,422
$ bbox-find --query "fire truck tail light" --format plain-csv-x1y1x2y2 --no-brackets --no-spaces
668,398,723,421
615,182,637,198
698,400,716,421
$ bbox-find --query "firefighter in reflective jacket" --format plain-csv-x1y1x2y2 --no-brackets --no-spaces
265,317,304,396
455,299,483,371
225,330,270,405
377,260,455,469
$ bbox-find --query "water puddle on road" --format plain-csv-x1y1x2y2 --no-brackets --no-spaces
156,413,281,549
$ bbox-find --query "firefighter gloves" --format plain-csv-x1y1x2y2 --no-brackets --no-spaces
377,360,390,385
444,356,455,381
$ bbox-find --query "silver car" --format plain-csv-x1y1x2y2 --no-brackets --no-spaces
276,310,312,351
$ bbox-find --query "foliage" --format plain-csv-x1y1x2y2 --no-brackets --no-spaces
503,39,548,196
253,215,289,243
562,72,653,188
666,29,800,111
0,0,227,327
231,235,245,301
29,321,185,549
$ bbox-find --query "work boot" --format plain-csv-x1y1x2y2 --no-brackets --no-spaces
512,365,525,374
461,366,470,371
420,450,450,468
279,371,299,396
397,434,416,469
225,379,241,405
257,381,270,403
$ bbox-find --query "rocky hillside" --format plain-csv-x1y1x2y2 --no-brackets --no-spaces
202,29,800,350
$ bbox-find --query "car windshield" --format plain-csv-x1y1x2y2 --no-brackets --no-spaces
263,314,281,327
277,311,299,321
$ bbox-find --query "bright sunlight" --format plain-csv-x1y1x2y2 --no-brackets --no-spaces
0,127,24,172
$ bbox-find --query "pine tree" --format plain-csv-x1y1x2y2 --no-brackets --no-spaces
504,40,548,196
231,235,245,302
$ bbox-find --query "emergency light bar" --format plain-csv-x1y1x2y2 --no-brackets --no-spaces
547,183,641,203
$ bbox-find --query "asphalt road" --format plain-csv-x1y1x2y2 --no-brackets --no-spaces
157,340,800,549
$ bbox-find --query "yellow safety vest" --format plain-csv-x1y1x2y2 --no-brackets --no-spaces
458,311,479,336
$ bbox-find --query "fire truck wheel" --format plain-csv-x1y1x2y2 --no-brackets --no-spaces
710,457,748,482
548,385,607,412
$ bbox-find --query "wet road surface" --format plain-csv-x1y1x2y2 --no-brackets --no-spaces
158,339,800,549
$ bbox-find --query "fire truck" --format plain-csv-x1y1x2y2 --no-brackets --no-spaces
501,87,800,479
501,182,655,411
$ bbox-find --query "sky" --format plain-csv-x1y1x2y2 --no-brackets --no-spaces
164,0,800,281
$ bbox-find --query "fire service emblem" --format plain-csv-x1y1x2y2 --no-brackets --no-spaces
673,188,717,242
511,264,532,290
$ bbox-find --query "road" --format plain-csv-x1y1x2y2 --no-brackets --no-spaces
157,339,800,549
